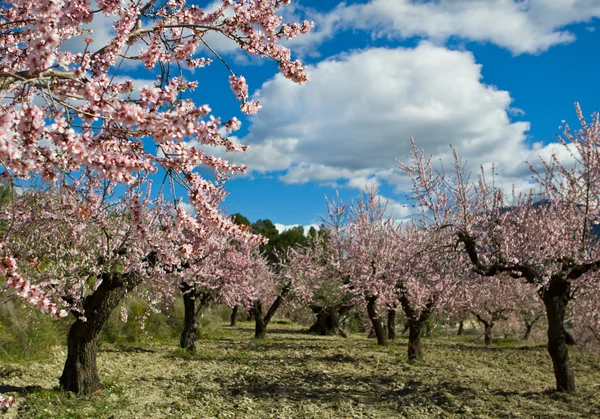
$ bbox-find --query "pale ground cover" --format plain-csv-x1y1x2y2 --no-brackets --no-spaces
2,323,600,418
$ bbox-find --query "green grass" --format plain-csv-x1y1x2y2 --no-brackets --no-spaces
2,322,600,418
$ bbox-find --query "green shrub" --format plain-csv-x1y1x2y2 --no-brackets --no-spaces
0,300,70,361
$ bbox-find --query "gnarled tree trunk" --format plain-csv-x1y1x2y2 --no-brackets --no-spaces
252,283,291,339
474,313,494,346
308,304,351,337
179,285,212,352
230,305,239,327
457,320,465,336
484,322,493,346
366,296,388,346
407,319,426,361
523,323,533,341
387,309,397,340
542,276,575,392
60,272,141,394
253,300,267,339
400,295,433,362
522,313,542,341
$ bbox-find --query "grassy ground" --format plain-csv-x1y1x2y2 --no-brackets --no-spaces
1,322,600,418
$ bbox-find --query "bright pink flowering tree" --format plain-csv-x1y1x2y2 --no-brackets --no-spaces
169,211,267,351
0,0,312,400
0,0,311,300
0,179,182,393
323,189,399,346
456,273,528,345
398,104,600,392
247,241,324,339
572,278,600,347
393,223,463,360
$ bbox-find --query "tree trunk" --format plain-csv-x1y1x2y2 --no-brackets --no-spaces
523,323,533,341
253,301,266,339
457,320,464,336
60,272,141,394
402,321,410,334
474,313,493,346
252,284,291,339
366,296,388,346
484,322,493,346
543,276,575,393
180,288,198,352
308,305,348,337
424,320,432,337
407,319,425,362
230,305,239,327
387,309,396,340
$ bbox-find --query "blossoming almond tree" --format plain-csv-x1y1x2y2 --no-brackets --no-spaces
171,210,268,351
248,242,323,339
398,104,600,392
0,179,182,393
0,0,312,400
323,190,400,346
394,223,462,360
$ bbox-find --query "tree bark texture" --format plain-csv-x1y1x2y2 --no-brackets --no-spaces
484,322,493,346
387,309,397,340
252,284,290,339
253,301,267,339
366,296,388,346
542,276,576,392
407,320,426,362
179,286,212,352
308,304,350,337
523,323,533,341
230,305,239,327
60,272,141,394
400,294,433,362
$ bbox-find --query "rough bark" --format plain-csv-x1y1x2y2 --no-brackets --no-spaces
400,294,433,361
179,286,212,352
387,309,397,340
308,304,350,337
252,284,291,339
407,319,426,362
60,271,141,394
542,276,576,392
230,305,239,327
522,313,542,341
474,313,494,346
523,323,533,341
457,320,465,336
366,296,388,346
484,322,493,346
179,286,198,352
253,301,266,339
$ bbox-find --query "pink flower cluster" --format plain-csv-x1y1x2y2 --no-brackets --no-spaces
1,257,68,319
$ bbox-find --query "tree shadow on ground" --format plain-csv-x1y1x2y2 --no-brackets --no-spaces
427,341,547,352
216,369,399,405
0,384,42,395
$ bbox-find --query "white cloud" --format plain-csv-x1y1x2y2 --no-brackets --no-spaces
293,0,600,55
224,41,578,198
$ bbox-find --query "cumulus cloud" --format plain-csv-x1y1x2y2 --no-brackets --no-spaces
218,41,579,199
288,0,600,55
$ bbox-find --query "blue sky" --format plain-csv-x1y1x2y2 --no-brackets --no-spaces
136,1,600,231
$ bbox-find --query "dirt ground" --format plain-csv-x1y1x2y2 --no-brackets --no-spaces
2,323,600,418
